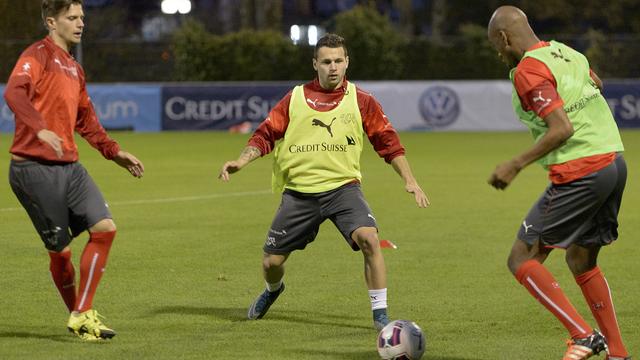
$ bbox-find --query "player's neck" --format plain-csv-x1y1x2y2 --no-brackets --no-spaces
319,79,344,92
49,33,71,53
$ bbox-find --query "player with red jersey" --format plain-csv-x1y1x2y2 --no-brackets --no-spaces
219,34,429,331
488,6,630,360
4,0,144,341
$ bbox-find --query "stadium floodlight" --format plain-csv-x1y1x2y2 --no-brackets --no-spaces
307,25,318,46
161,0,191,15
290,25,301,45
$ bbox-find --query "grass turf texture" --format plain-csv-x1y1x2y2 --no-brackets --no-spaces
0,131,638,359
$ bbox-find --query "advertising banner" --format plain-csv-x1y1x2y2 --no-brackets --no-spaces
602,80,640,128
359,81,525,131
0,84,161,133
87,84,162,131
2,81,640,133
161,84,293,130
0,85,13,133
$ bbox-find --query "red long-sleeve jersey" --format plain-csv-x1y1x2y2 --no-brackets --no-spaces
248,78,405,163
4,36,120,163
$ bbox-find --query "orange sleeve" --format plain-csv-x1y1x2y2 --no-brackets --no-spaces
3,48,47,133
357,88,405,163
513,58,563,118
247,91,292,156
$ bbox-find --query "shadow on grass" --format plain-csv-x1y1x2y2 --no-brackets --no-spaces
147,306,370,329
292,349,482,360
269,312,371,330
146,306,246,321
0,331,76,343
288,348,376,359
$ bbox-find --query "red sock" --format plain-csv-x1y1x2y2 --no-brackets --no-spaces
74,231,115,313
515,260,592,339
576,267,628,358
48,251,76,312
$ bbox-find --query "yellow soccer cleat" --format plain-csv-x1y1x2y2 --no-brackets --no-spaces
67,309,117,339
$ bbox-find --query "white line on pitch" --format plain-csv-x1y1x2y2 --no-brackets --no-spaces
0,190,272,212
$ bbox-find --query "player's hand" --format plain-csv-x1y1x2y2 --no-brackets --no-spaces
405,182,430,208
37,129,64,158
488,159,521,190
218,160,245,182
113,151,144,178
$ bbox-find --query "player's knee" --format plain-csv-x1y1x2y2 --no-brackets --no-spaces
89,218,116,233
262,253,287,269
506,253,520,275
565,245,599,275
355,233,379,255
565,253,595,276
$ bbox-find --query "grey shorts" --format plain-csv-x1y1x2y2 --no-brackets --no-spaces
518,154,627,249
9,160,112,252
263,182,378,254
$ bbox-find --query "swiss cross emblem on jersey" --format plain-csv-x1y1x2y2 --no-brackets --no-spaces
22,62,31,73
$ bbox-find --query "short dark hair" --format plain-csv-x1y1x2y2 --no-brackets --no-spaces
42,0,83,27
314,33,348,58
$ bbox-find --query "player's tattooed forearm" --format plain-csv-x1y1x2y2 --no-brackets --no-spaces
239,146,261,162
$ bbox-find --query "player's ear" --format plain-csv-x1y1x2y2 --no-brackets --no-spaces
499,30,509,48
345,56,349,69
312,57,318,71
46,17,56,31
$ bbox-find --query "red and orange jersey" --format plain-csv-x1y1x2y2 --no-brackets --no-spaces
248,78,405,163
4,36,119,163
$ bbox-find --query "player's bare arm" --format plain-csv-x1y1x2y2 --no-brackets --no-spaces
113,150,145,178
218,145,261,182
37,129,64,158
390,155,430,208
488,107,573,190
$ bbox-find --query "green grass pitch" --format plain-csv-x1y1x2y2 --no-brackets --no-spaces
0,131,638,359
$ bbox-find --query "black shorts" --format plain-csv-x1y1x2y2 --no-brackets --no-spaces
518,154,627,249
263,182,378,254
9,160,112,252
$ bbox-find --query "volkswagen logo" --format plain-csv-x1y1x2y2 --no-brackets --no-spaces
419,86,460,128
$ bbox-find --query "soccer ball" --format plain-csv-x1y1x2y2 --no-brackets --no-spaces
376,320,426,360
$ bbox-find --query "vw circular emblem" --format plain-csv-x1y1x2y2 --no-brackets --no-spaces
419,86,460,128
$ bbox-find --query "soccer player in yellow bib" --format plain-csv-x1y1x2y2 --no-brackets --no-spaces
488,6,630,360
219,33,429,331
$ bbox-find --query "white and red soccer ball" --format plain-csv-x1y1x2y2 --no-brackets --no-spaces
377,320,426,360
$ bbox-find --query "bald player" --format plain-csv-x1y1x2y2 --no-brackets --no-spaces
487,6,630,360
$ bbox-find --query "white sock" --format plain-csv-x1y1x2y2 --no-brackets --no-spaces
266,279,283,292
369,288,387,310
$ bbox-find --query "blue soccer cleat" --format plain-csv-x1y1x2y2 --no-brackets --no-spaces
373,308,390,331
247,283,285,320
